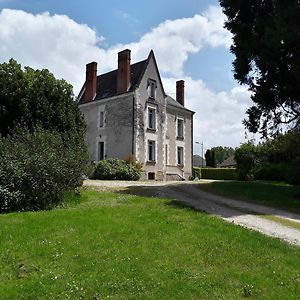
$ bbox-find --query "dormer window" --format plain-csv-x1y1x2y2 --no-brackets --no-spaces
148,79,157,99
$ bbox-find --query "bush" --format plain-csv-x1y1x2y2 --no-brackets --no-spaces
254,163,288,182
201,168,237,180
286,159,300,186
192,167,202,179
235,142,258,180
94,158,141,181
0,128,88,213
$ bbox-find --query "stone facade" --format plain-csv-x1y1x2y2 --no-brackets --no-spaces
78,50,194,180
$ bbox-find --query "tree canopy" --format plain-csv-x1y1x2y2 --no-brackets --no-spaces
220,0,300,136
0,59,85,137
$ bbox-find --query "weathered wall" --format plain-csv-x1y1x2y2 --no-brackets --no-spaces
134,55,167,180
166,106,193,180
79,93,134,162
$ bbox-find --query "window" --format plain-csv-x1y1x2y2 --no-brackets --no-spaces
99,111,104,128
177,146,184,165
148,79,157,99
148,108,156,129
148,140,156,162
177,119,184,138
148,172,155,180
98,141,105,161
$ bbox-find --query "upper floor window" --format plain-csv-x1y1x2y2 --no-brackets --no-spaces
98,106,105,128
148,79,157,99
177,146,184,165
148,140,156,162
177,118,184,138
99,111,104,128
148,107,156,130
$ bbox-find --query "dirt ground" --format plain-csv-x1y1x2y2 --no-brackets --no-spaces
84,180,300,246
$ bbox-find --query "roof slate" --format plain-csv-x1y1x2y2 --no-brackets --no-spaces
79,59,147,104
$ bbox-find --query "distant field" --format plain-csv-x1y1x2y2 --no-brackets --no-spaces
0,189,299,299
198,180,300,213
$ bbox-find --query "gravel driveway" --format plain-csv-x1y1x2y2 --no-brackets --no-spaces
84,180,300,246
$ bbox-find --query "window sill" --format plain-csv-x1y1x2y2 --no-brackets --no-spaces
177,164,184,167
148,97,155,102
147,128,156,133
176,136,184,141
146,160,156,165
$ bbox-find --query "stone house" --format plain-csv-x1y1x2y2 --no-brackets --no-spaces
78,49,194,180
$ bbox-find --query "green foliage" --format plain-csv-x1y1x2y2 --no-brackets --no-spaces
192,167,202,179
234,142,258,181
205,149,216,167
0,59,85,137
286,158,300,186
0,128,88,213
211,146,235,164
201,168,237,180
94,158,141,181
220,0,300,135
254,162,288,182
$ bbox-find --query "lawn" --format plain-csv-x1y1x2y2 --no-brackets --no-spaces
198,181,300,213
0,189,300,299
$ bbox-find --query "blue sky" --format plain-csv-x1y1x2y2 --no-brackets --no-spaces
0,0,253,153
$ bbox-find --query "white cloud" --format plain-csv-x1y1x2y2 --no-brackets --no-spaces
0,7,252,149
162,77,252,151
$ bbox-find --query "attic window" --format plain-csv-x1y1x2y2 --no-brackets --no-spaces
148,79,157,99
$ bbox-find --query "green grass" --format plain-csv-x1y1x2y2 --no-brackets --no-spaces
199,181,300,213
1,189,300,299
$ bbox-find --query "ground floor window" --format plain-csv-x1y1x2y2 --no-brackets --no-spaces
177,146,184,165
148,172,155,180
98,141,105,161
148,140,156,162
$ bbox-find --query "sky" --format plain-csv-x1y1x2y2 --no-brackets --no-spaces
0,0,256,155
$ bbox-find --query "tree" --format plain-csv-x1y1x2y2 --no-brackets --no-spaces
211,146,235,164
0,59,85,137
205,149,217,167
220,0,300,136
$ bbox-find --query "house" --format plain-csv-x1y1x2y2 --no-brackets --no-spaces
78,49,194,180
193,155,206,167
217,156,237,168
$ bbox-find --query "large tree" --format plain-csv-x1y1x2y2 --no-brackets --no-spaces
220,0,300,136
0,59,85,137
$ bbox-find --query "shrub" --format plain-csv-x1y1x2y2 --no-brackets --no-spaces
235,142,258,180
94,158,141,181
0,128,88,213
192,167,202,179
201,168,237,180
254,163,288,182
286,159,300,186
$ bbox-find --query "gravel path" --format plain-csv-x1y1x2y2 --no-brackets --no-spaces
84,180,300,246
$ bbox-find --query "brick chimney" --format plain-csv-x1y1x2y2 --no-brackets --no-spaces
117,49,131,94
84,62,97,102
176,80,185,106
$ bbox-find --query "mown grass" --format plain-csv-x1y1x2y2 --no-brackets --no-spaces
0,189,300,299
199,181,300,213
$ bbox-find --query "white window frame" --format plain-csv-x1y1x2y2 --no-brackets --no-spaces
148,107,156,130
148,140,156,162
177,146,184,166
177,118,184,138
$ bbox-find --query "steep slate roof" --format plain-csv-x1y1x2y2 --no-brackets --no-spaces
78,59,147,104
218,156,237,168
78,51,193,115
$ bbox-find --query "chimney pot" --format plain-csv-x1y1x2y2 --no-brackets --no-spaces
84,62,97,102
176,80,185,106
117,49,131,94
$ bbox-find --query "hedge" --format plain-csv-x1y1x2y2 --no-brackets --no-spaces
192,167,202,179
200,168,237,180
